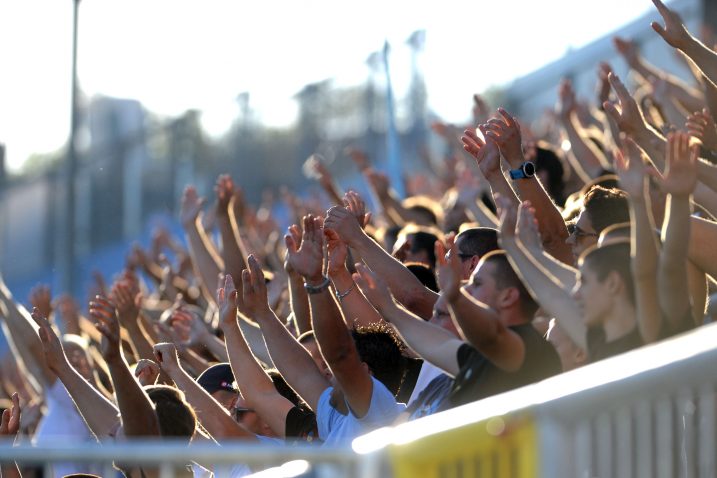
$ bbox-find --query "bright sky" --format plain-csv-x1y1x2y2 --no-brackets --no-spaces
0,0,658,172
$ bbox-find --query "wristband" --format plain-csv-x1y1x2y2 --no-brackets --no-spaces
304,276,331,294
335,283,355,301
509,161,536,180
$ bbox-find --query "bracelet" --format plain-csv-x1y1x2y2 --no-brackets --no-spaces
304,276,331,294
335,283,355,301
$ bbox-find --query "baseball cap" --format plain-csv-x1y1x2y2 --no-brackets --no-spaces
196,363,238,395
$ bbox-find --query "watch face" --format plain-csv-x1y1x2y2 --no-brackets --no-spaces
523,162,536,176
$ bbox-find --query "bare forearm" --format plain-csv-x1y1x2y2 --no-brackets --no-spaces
378,303,461,376
502,239,586,349
55,362,119,438
682,36,717,89
659,195,693,319
106,354,160,437
184,221,224,302
448,293,501,347
1,302,53,386
288,273,311,334
169,366,253,439
687,215,717,280
696,159,717,193
330,271,384,327
218,216,248,286
349,232,438,319
561,114,608,180
309,289,355,367
237,319,272,366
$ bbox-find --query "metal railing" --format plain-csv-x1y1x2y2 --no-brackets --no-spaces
3,322,717,478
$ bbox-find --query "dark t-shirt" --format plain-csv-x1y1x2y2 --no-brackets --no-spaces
285,406,320,444
405,374,453,421
586,326,642,362
444,323,561,409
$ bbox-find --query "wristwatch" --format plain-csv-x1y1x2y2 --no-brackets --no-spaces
509,161,536,180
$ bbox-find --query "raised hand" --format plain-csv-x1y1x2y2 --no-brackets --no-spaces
434,234,462,303
241,256,272,318
603,72,646,136
29,285,52,323
325,229,349,278
613,37,640,68
180,186,206,229
0,393,20,440
285,215,324,282
597,63,614,107
653,131,698,197
343,190,371,229
472,94,490,125
461,126,501,177
557,79,577,120
686,108,717,151
496,194,519,244
365,169,391,198
152,342,181,374
30,307,68,373
214,174,235,218
651,0,691,50
89,296,122,362
135,359,160,386
324,206,364,248
483,108,525,167
515,201,542,249
112,282,141,329
55,294,81,335
614,135,651,199
345,147,371,172
352,264,395,314
217,274,239,328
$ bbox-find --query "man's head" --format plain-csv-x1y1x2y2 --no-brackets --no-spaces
351,323,406,396
462,250,538,321
196,363,239,410
393,226,443,269
566,186,629,260
449,227,499,279
145,385,197,439
573,241,635,328
62,334,93,382
430,293,460,337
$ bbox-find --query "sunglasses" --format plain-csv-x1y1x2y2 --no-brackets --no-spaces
569,225,598,239
233,406,255,421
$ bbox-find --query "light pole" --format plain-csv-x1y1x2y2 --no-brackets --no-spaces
62,0,81,295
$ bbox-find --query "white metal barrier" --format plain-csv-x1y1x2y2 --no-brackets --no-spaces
3,322,717,478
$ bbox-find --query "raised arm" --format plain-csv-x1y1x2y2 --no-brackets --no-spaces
31,308,119,439
180,186,224,303
435,240,526,372
651,0,717,88
0,284,54,387
484,108,572,264
497,200,587,350
614,139,662,343
354,264,463,377
324,207,438,320
89,296,160,438
557,80,610,181
0,393,21,478
152,342,254,440
285,224,312,334
218,271,294,438
326,225,384,327
655,132,698,329
214,175,250,302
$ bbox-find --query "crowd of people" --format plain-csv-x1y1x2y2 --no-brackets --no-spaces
2,0,717,476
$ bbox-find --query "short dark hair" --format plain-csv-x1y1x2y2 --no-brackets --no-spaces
534,144,566,206
402,196,443,226
146,385,197,439
481,250,539,319
408,230,440,267
579,241,635,306
583,186,630,234
351,323,406,396
405,262,438,292
455,227,499,259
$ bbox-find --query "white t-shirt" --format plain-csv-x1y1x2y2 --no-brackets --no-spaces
33,380,100,478
317,377,405,447
406,362,445,407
